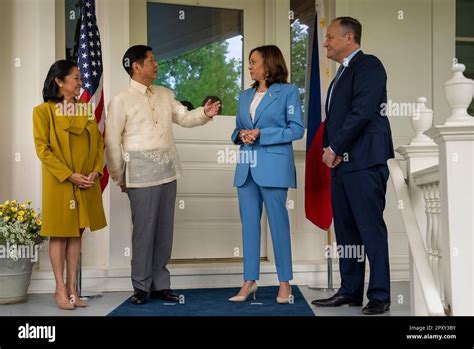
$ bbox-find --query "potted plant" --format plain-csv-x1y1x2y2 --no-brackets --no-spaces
0,200,45,304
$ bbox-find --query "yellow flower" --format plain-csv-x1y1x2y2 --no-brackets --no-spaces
18,216,24,222
11,207,17,212
4,200,10,206
0,212,2,216
18,210,25,216
11,200,17,205
31,212,37,218
36,220,42,226
26,200,32,205
20,204,26,209
4,216,10,222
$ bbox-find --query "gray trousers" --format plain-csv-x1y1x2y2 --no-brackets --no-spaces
127,180,177,292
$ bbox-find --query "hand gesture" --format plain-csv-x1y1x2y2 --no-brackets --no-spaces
203,99,221,118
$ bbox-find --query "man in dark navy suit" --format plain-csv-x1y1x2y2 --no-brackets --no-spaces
311,17,394,315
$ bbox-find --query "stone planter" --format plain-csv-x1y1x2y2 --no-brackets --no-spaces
0,256,33,304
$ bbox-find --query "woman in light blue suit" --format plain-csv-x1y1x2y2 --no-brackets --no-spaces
229,45,304,303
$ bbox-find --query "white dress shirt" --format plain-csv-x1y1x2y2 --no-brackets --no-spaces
105,79,211,188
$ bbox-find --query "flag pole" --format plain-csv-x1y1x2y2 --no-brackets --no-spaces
76,252,82,296
76,231,103,300
308,224,337,291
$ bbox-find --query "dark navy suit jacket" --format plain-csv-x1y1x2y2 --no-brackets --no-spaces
323,50,394,172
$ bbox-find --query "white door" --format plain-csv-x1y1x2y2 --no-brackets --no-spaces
140,0,267,261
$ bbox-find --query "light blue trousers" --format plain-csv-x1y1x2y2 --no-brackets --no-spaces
237,174,293,282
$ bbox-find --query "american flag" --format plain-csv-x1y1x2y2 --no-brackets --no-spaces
77,0,109,191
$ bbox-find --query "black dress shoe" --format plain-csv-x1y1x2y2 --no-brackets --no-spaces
311,294,362,307
131,288,147,305
362,299,391,315
150,289,180,301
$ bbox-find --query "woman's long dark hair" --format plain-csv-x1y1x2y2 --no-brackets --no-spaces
42,60,78,102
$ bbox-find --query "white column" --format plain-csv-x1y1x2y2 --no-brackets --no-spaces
425,125,474,315
99,0,133,273
425,63,474,315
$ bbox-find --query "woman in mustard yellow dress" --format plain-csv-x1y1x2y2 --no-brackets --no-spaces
33,60,107,310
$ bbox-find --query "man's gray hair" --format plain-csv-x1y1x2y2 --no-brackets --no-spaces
333,16,362,45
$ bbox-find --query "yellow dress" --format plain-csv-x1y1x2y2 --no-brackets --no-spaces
33,101,107,237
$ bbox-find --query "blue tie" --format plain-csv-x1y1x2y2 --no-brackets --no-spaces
328,64,346,110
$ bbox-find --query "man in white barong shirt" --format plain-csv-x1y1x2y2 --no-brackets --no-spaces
105,45,221,304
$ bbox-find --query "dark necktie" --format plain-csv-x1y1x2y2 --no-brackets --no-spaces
328,64,346,110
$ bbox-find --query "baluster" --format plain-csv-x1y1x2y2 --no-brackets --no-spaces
433,184,445,305
430,183,440,299
424,184,433,266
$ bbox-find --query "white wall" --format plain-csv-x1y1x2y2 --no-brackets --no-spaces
0,0,50,209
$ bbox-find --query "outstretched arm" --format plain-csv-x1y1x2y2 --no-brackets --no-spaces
169,90,218,127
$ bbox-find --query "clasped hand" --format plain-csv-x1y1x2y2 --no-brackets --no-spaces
239,128,260,144
68,172,98,189
322,147,343,169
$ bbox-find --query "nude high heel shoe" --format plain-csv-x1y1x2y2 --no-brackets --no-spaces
276,285,292,304
70,294,88,307
54,292,75,310
228,283,258,302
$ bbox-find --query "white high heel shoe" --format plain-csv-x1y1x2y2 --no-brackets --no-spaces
228,283,258,302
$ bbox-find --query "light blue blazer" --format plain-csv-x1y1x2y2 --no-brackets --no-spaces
231,83,305,188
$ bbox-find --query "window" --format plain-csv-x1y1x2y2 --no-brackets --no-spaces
290,0,315,112
147,2,243,116
456,0,474,116
65,0,81,62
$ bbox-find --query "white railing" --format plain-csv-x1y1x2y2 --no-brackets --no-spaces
412,166,445,307
394,62,474,316
388,159,445,316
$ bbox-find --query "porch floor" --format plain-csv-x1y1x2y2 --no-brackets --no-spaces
0,281,409,316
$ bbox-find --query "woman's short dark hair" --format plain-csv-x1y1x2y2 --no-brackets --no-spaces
249,45,288,89
122,45,153,77
42,60,78,102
